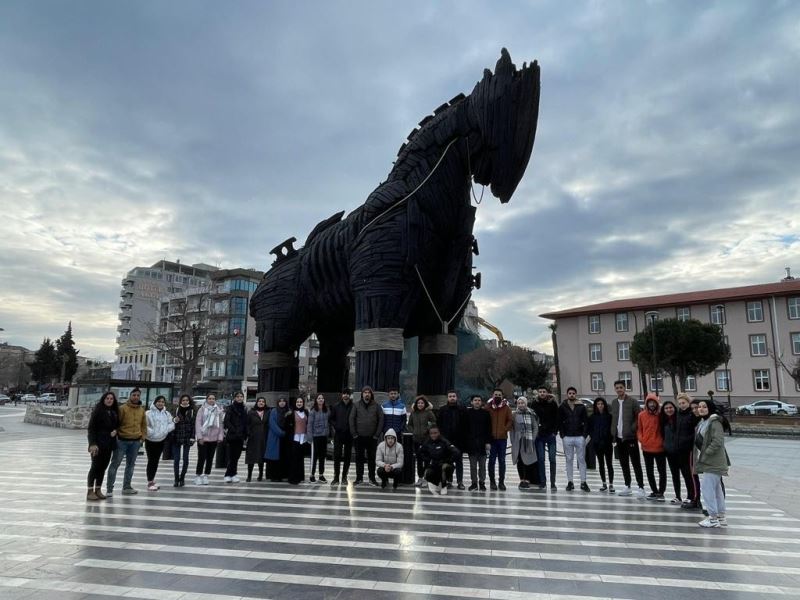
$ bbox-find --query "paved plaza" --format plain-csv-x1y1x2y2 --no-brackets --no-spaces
1,406,799,600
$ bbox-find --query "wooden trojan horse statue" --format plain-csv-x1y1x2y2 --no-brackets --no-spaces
250,48,541,406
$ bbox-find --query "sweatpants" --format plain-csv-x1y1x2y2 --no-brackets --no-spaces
700,472,726,516
562,436,587,483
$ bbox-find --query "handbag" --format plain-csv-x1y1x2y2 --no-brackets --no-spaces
162,433,173,460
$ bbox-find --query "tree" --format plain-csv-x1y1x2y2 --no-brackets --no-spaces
55,322,79,383
631,318,730,396
457,344,550,394
28,338,59,384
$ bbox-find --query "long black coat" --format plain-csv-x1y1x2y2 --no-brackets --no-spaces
87,405,119,450
245,408,269,464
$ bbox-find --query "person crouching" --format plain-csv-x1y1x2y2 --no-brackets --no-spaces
420,426,459,496
376,428,404,489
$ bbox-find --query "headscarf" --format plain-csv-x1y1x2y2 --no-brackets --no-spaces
200,401,221,435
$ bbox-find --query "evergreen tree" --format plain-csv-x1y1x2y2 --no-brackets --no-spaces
29,338,59,384
55,322,79,383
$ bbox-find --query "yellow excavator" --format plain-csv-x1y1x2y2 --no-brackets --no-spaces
475,316,511,347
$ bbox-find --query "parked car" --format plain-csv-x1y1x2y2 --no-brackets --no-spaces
578,397,595,416
21,394,38,403
0,394,10,405
37,393,59,404
192,395,208,405
737,400,798,416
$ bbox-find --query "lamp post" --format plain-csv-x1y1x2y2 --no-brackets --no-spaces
712,304,732,412
644,311,659,396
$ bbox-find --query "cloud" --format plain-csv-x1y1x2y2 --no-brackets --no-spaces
0,1,798,361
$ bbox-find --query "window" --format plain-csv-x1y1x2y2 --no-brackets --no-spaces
617,371,633,391
746,300,764,322
588,315,601,334
645,311,659,325
213,300,229,314
710,305,726,325
299,366,305,375
790,297,800,320
229,337,244,356
649,373,664,392
676,306,691,322
684,375,697,392
753,369,771,392
589,343,602,362
616,342,630,361
229,317,245,335
227,359,243,377
749,334,767,357
792,332,800,355
615,313,629,332
231,297,247,315
715,369,731,392
590,372,604,392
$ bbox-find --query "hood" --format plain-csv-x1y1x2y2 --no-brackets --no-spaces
384,428,398,443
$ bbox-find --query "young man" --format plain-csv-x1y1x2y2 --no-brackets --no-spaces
381,387,407,435
420,426,458,495
609,380,646,497
486,388,512,491
464,395,492,491
436,390,467,490
557,387,590,492
532,387,558,490
349,385,384,486
375,428,404,489
329,389,354,485
106,388,147,496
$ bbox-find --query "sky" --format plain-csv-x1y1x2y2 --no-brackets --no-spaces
1,1,798,360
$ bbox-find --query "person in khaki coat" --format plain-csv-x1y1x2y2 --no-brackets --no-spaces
105,388,147,496
486,388,513,491
694,400,731,528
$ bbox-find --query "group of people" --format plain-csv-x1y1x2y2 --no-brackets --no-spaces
85,381,731,527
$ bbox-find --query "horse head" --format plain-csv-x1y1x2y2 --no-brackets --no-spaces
467,48,540,203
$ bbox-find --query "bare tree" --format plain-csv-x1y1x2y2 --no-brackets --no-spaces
146,292,209,395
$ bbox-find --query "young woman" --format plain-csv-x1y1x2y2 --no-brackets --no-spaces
588,397,614,492
408,395,436,487
195,393,224,485
246,397,269,482
171,394,195,487
86,391,119,500
223,392,248,483
662,397,696,505
695,399,731,527
265,397,289,481
145,395,175,491
684,398,703,511
308,394,330,483
510,396,538,489
674,393,699,508
638,394,666,501
284,397,309,485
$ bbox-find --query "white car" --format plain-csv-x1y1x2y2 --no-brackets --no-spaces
38,393,58,403
738,400,798,416
21,394,38,403
0,394,10,405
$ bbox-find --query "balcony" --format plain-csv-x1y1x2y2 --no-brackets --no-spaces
117,324,131,333
119,300,133,310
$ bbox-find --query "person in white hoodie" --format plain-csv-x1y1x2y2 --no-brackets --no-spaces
145,395,175,492
375,428,404,489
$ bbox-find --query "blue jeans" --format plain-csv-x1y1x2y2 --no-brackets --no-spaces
106,439,141,492
172,441,191,480
488,439,507,483
536,434,557,486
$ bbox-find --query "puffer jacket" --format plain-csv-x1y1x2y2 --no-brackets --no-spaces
308,408,330,438
87,404,119,450
637,405,664,453
349,397,384,439
223,401,249,442
375,428,404,470
172,405,196,445
408,401,437,444
195,402,225,443
146,406,175,442
486,399,513,440
381,398,407,435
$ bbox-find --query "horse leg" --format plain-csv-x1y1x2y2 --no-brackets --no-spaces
417,333,459,409
352,297,407,403
316,329,353,404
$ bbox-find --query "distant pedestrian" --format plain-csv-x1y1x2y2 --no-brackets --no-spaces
246,397,268,482
695,400,731,527
588,397,614,492
145,395,175,491
420,426,458,495
408,395,437,487
510,396,538,489
638,393,666,501
558,387,589,492
86,391,119,501
609,381,646,497
381,387,407,435
437,390,468,490
105,387,147,496
532,387,558,490
349,386,384,486
464,395,491,491
308,394,330,482
194,393,224,485
329,389,353,485
265,397,289,482
486,388,513,491
171,394,195,487
223,392,248,483
285,396,309,485
376,428,404,489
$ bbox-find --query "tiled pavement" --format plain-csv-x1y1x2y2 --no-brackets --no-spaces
1,411,800,600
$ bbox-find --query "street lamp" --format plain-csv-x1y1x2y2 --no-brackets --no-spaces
712,304,732,411
644,311,659,396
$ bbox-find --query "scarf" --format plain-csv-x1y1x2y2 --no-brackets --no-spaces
200,402,220,435
516,409,535,451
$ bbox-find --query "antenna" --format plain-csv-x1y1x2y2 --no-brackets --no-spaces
783,267,795,281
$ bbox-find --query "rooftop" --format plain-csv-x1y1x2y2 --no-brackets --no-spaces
540,278,800,319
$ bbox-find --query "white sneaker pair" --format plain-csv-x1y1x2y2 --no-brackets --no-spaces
427,482,439,495
699,517,720,528
617,486,632,496
147,482,159,492
194,476,203,486
201,475,209,485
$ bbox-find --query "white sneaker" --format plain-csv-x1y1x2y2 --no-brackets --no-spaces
194,476,202,486
427,482,438,495
201,475,209,485
634,487,647,498
416,478,425,487
717,514,728,527
440,485,448,496
147,482,158,492
617,486,632,496
699,517,720,528
231,476,240,483
224,476,232,483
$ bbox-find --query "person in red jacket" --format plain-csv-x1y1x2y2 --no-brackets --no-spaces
637,393,666,501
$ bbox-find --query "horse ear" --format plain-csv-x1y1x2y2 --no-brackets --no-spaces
495,48,514,76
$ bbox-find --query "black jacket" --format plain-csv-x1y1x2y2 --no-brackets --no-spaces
533,400,559,437
329,400,353,439
172,405,195,445
87,405,119,450
557,402,587,438
674,407,697,453
463,406,492,454
223,402,249,441
437,404,467,451
420,435,459,467
587,411,612,448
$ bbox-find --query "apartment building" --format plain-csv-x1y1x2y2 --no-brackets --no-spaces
540,277,800,407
